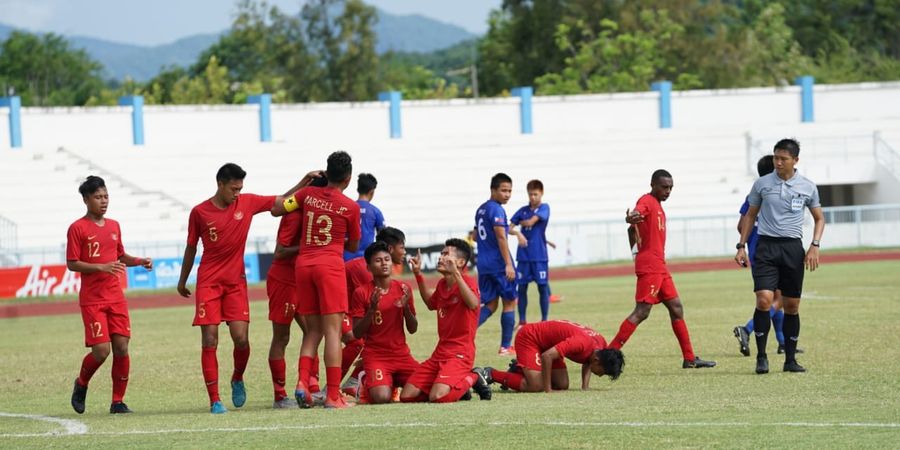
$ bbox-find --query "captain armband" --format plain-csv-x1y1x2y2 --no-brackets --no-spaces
283,196,300,213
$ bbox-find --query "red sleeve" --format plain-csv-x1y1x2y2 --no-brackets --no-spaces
115,221,125,258
186,208,200,246
349,286,368,319
555,335,590,360
276,213,301,247
252,194,276,215
66,222,81,262
346,202,362,241
633,196,650,216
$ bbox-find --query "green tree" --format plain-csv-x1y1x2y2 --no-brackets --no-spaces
171,56,230,104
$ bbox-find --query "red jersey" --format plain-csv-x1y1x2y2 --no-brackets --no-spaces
345,256,372,298
428,274,480,361
66,217,126,306
187,194,275,286
633,193,667,274
349,280,416,360
522,320,607,364
291,186,361,267
268,213,301,282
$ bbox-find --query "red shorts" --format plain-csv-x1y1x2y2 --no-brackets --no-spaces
193,282,249,325
80,302,131,347
514,331,567,372
364,353,420,389
406,356,473,394
296,263,347,315
267,276,298,325
635,272,679,304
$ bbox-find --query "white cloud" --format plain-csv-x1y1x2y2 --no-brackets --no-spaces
0,0,58,29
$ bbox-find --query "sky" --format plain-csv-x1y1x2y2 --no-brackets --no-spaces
0,0,502,46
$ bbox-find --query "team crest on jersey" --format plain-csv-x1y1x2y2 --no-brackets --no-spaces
449,295,459,304
234,211,244,220
111,233,118,241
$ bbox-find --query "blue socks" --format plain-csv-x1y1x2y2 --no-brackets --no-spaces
537,284,550,321
501,311,515,348
478,305,494,326
517,285,529,323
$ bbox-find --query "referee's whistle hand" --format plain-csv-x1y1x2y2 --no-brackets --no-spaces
805,247,820,272
734,249,747,267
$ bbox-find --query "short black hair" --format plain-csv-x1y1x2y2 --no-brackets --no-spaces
364,241,391,264
445,238,471,265
310,170,329,187
757,155,775,177
774,138,801,158
357,173,377,195
651,169,672,183
597,348,625,381
376,227,406,247
490,173,512,190
216,163,246,183
326,151,353,183
78,175,106,197
526,179,544,192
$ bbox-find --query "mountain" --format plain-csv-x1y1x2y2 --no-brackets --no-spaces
0,8,476,82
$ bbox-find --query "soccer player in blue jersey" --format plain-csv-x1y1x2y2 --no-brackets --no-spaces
344,173,385,261
475,173,519,355
509,179,552,326
732,155,804,357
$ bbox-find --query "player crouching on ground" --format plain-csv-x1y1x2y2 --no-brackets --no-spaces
475,320,624,393
401,239,492,403
349,241,419,404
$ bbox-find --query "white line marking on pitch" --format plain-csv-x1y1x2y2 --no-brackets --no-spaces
0,412,88,437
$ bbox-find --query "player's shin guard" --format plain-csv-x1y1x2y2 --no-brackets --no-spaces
111,355,130,403
537,284,551,321
325,366,342,401
478,306,494,326
782,314,800,363
772,308,785,345
501,311,515,348
491,370,523,391
232,345,250,382
201,347,220,403
671,319,696,362
78,353,104,387
753,308,771,357
610,319,638,350
268,358,287,400
517,284,529,323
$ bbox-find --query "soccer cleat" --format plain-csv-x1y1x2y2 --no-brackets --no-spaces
210,401,228,414
756,356,769,374
471,368,492,401
231,380,246,408
294,382,312,409
109,402,133,414
475,366,494,385
783,361,807,373
71,379,87,414
273,397,299,409
733,326,751,356
498,346,516,357
311,391,327,407
324,395,354,409
682,356,716,368
340,376,359,398
777,344,804,354
549,294,562,303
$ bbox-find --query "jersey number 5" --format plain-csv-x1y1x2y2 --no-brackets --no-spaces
305,212,333,246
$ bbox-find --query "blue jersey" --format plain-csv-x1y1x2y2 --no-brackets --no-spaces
344,200,385,261
475,199,510,274
510,203,550,262
739,197,759,263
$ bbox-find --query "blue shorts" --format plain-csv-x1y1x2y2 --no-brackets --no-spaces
478,272,518,303
516,261,549,286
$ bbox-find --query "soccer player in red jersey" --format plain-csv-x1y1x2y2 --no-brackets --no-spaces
400,239,492,403
475,320,624,393
67,176,153,414
177,163,312,414
340,227,408,397
609,170,716,369
272,151,361,409
349,241,418,404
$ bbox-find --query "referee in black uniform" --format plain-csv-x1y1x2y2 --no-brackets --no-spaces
734,138,825,374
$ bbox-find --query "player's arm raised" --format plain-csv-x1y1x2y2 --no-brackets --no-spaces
540,347,562,393
494,225,515,281
401,283,418,334
409,249,436,310
271,170,323,216
446,254,479,310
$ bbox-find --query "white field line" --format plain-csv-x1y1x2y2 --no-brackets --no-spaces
2,418,898,438
0,412,88,437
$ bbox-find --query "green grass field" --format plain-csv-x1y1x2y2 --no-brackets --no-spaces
1,260,899,448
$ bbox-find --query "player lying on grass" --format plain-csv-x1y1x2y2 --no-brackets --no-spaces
400,239,492,403
474,320,624,393
350,241,419,404
68,176,153,414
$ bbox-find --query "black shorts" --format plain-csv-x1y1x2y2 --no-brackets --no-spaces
751,236,805,298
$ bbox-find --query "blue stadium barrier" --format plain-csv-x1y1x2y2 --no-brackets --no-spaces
795,75,815,123
118,95,145,145
377,91,402,139
0,96,22,148
247,94,272,142
651,81,672,129
511,86,533,134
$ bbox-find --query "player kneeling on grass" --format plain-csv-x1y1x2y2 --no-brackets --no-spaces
67,176,153,414
401,239,492,403
475,320,624,393
349,241,419,404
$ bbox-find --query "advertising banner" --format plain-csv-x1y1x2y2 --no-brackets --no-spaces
0,264,124,299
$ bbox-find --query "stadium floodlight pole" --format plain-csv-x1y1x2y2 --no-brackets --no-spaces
377,91,402,139
511,86,533,135
117,95,145,146
795,75,815,123
650,81,672,129
0,96,23,148
247,94,273,142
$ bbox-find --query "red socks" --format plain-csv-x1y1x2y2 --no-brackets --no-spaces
491,370,523,391
309,355,321,393
671,319,696,361
326,366,342,401
298,356,314,390
111,355,130,403
201,347,220,403
269,358,287,400
232,346,250,382
77,353,104,387
611,319,638,350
